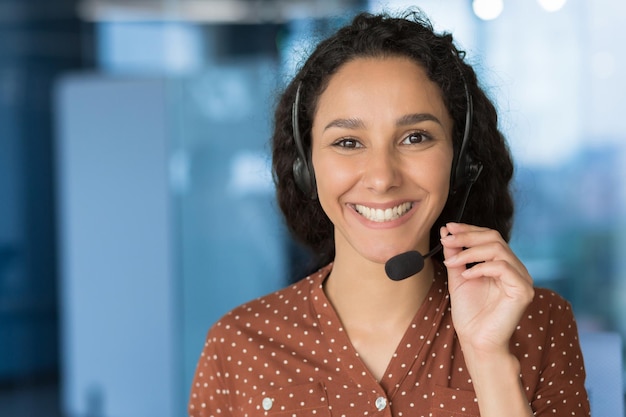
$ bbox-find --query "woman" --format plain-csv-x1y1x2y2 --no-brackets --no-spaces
189,10,590,417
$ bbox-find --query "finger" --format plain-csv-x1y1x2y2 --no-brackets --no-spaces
440,225,466,281
461,262,535,307
441,223,533,285
461,259,534,289
442,239,512,265
444,222,491,235
442,241,531,285
440,224,504,250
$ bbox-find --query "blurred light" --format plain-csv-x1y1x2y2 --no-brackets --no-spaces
472,0,503,21
228,151,274,196
97,22,203,74
537,0,567,12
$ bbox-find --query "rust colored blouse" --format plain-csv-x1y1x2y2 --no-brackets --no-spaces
189,263,590,416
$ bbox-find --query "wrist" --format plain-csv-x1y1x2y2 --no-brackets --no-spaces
464,346,519,376
461,349,532,417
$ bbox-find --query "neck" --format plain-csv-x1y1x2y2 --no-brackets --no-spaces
324,254,435,328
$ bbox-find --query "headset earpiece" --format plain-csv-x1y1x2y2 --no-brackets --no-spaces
291,83,317,199
452,155,483,192
292,157,316,198
465,160,484,186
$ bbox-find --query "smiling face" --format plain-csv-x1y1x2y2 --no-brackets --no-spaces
311,56,454,265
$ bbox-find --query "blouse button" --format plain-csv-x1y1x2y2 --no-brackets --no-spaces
375,396,387,411
262,397,273,411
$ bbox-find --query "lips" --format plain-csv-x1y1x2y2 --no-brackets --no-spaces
353,202,414,223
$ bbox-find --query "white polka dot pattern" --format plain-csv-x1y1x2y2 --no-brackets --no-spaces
188,263,590,416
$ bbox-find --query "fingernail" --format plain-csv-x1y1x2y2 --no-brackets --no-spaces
443,255,458,265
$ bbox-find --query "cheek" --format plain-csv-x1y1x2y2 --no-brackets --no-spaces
418,149,454,193
428,164,454,219
312,155,357,203
437,158,453,194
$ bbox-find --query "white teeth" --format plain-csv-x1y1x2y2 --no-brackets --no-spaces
354,202,413,222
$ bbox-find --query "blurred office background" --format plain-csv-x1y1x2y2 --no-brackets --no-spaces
0,0,624,416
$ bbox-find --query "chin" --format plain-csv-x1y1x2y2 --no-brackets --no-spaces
362,247,412,266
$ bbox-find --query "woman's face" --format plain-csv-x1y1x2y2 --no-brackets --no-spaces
311,56,454,265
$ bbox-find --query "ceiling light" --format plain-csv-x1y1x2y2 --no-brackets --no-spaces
472,0,503,21
537,0,567,12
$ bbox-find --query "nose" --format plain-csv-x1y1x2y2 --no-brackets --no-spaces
362,148,401,193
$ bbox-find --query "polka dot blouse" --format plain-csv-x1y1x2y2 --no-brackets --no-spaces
188,263,590,416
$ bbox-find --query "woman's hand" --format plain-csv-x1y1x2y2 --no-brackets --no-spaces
440,222,535,355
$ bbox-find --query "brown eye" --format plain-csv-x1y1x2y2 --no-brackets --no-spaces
402,132,431,145
334,138,362,148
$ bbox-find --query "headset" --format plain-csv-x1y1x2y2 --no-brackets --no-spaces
290,57,483,200
291,83,317,198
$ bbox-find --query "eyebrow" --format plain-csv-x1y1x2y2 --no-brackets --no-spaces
396,113,442,126
323,117,365,131
323,113,442,131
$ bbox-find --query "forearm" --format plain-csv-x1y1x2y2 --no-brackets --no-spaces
463,348,533,417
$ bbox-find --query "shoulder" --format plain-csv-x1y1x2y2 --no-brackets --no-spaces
206,265,330,341
510,286,582,357
524,287,575,324
513,287,578,340
514,291,590,414
512,286,582,361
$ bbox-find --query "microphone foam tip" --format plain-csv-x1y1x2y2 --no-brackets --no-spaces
385,251,425,281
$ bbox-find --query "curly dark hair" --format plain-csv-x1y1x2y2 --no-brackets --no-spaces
272,10,514,268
